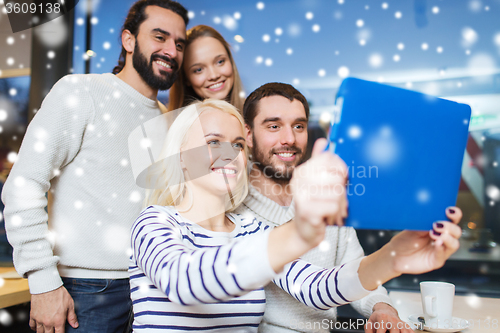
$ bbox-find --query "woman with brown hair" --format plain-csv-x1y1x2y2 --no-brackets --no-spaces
168,25,245,112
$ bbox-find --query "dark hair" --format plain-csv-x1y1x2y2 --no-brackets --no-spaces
112,0,189,74
168,25,245,112
243,82,310,128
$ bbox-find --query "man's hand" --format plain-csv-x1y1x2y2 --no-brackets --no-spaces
365,303,414,333
29,286,78,333
291,138,348,248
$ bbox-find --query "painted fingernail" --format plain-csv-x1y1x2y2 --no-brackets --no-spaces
447,208,456,214
433,230,441,236
435,222,444,229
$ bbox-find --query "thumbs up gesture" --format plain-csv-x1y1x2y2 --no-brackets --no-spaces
290,138,348,248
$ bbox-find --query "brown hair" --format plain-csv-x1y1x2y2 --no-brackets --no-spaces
243,82,310,129
112,0,188,75
168,25,245,113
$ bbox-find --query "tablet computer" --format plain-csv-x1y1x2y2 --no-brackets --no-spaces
329,78,471,230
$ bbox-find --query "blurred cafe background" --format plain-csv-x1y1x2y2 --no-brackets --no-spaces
1,0,500,329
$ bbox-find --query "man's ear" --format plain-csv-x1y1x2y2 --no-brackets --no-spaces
245,124,253,149
122,29,135,53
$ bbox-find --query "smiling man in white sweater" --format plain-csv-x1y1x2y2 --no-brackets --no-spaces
235,83,413,333
1,1,188,332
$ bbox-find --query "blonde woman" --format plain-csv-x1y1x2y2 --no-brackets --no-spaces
129,99,462,332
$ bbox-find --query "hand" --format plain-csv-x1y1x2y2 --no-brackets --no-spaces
291,138,348,247
365,303,414,333
29,286,78,333
359,207,462,291
389,207,462,275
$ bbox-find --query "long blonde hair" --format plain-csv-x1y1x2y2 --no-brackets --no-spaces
144,99,248,212
168,25,245,113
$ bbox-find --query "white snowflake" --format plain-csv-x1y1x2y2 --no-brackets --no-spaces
305,12,313,20
129,191,142,203
11,215,22,226
222,15,237,31
421,43,429,50
432,6,440,14
486,185,500,200
369,53,383,68
0,109,7,121
75,168,84,176
233,12,241,20
0,309,13,326
356,19,364,27
275,27,283,36
437,46,443,53
213,16,221,24
286,48,293,55
265,58,273,66
393,54,401,62
91,17,98,25
292,78,300,85
462,27,478,47
318,69,326,77
76,18,84,25
7,152,18,163
74,201,83,209
103,113,111,121
395,11,402,19
312,24,320,32
34,141,46,153
337,66,349,78
348,126,362,139
103,42,111,50
6,57,14,66
397,43,404,50
255,56,263,64
53,169,61,176
319,240,330,252
6,37,14,45
288,23,301,37
14,176,25,187
47,51,55,59
256,2,265,10
382,3,389,9
187,11,195,19
262,34,270,42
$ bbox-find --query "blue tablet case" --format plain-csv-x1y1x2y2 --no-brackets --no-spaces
330,78,471,230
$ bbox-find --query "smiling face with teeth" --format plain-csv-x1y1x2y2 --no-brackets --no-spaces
247,95,308,183
180,107,247,199
183,36,234,101
122,6,187,92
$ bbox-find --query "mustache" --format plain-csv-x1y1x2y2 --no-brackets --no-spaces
151,54,179,72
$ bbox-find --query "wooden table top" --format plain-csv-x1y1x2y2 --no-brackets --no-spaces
0,267,30,309
390,291,500,333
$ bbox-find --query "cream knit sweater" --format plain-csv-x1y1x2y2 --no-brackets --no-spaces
2,73,163,294
234,185,393,333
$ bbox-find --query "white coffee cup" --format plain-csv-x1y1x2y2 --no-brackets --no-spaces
420,281,455,328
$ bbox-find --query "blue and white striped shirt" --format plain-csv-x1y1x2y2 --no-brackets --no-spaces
130,205,369,332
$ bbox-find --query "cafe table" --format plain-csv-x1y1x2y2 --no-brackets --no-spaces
390,291,500,333
0,267,30,309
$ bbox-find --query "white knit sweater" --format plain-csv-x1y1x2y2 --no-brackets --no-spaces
234,185,393,333
2,73,163,294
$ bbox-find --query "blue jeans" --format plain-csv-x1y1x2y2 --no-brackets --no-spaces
62,277,132,333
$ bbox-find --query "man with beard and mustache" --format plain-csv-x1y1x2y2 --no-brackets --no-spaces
235,83,412,333
2,1,188,332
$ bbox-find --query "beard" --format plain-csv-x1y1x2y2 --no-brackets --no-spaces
252,136,305,184
132,41,179,91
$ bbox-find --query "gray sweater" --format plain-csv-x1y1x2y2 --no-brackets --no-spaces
234,185,393,333
2,73,163,294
